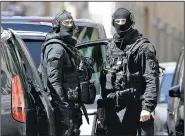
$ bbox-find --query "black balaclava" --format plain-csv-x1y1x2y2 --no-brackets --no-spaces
52,10,76,45
112,8,134,37
112,8,140,49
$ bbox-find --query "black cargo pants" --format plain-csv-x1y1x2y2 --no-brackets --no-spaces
105,100,154,136
52,102,82,136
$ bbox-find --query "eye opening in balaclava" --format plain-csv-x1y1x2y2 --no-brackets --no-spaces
114,18,127,25
61,18,74,27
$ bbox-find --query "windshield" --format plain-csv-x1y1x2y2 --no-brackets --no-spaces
75,26,100,43
159,73,174,103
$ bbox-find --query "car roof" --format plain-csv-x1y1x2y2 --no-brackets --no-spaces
2,21,53,26
2,16,103,27
160,62,177,74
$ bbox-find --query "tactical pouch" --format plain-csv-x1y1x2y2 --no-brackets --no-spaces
63,72,80,102
67,87,79,102
105,70,116,90
80,81,96,104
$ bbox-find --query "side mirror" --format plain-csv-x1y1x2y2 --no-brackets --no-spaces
168,85,181,115
169,85,181,98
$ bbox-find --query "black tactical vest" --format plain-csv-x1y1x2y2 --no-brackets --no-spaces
39,39,81,103
101,37,158,100
39,39,96,104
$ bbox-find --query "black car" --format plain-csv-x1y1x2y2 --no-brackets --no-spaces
1,28,56,136
167,48,184,136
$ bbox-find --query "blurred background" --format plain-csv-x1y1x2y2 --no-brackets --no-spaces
1,1,184,63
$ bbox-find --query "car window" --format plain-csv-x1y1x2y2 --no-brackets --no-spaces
12,35,44,93
2,23,53,33
172,51,184,86
180,78,184,103
178,58,184,102
159,73,174,103
178,59,184,88
75,26,100,43
23,40,44,68
1,41,20,95
1,45,13,95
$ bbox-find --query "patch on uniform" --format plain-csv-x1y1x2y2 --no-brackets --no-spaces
48,59,59,68
149,60,156,69
145,45,156,59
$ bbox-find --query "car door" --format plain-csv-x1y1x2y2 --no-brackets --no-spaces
174,51,184,135
1,35,38,136
167,48,184,135
1,40,22,136
76,40,110,135
9,29,56,136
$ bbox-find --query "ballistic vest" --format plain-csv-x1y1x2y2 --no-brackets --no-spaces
101,37,160,100
40,39,81,103
39,38,96,104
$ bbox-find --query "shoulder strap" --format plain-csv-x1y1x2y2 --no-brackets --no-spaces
42,39,75,58
40,38,78,72
129,37,149,53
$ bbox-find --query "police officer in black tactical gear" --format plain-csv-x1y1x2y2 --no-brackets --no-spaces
38,10,95,136
97,8,159,136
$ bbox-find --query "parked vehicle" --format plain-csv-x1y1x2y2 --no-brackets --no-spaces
1,28,56,136
2,16,107,43
154,62,176,135
167,48,184,136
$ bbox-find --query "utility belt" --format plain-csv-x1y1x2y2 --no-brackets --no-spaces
102,67,144,101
